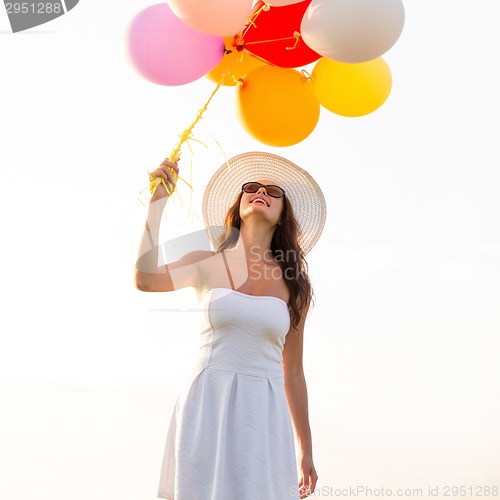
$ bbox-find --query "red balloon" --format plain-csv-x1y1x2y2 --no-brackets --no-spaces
242,0,320,68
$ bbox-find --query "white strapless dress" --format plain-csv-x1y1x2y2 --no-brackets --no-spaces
157,287,300,500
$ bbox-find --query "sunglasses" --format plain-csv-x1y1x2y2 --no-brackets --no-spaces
241,181,285,199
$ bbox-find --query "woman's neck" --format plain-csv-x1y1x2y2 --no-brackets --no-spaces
233,221,275,264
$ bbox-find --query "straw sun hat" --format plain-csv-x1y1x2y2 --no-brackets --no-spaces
202,152,327,255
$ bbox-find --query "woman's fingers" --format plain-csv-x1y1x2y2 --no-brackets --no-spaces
169,160,180,175
160,158,179,174
161,168,173,186
150,159,180,186
147,159,180,202
298,466,318,498
298,473,309,498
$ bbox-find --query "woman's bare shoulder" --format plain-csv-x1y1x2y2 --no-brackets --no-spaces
170,249,217,268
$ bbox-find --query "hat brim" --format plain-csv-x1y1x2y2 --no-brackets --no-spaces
202,152,327,255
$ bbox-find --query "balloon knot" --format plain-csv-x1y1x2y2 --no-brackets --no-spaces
286,31,301,51
301,69,312,81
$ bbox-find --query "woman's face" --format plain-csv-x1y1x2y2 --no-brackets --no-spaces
238,179,284,226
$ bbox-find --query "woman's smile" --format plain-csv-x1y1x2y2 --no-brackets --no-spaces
251,196,269,206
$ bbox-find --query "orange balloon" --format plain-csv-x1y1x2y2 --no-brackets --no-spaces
236,66,320,147
206,37,265,86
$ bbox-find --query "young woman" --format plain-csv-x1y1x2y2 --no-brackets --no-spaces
134,152,326,500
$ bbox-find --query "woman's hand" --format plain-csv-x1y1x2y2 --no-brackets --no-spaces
148,158,179,202
298,453,318,498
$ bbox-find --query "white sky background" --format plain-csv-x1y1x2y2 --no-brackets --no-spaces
1,1,499,499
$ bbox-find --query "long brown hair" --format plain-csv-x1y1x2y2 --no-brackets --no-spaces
215,191,313,335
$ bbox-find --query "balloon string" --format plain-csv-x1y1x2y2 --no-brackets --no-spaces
219,49,251,85
286,31,302,50
244,34,300,48
239,5,302,53
241,3,269,38
139,69,229,205
239,48,274,67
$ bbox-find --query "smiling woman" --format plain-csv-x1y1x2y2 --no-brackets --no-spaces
134,151,327,500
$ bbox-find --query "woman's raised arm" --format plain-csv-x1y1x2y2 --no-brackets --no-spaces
133,159,212,292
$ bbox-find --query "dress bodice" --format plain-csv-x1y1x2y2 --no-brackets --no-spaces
190,288,291,379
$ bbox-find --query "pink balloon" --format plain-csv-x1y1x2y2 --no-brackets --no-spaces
126,3,225,86
167,0,253,37
265,0,306,5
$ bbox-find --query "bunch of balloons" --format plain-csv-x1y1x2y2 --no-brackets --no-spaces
126,0,405,147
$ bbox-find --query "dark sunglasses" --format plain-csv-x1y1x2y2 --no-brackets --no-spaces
241,181,285,199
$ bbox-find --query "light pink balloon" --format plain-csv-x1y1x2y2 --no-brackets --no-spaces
126,3,225,86
265,0,306,6
301,0,405,63
167,0,253,37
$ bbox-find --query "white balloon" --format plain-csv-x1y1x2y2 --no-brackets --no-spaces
301,0,405,63
265,0,306,6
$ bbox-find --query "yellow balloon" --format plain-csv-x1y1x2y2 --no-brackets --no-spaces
311,57,392,117
236,66,320,147
206,37,265,86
